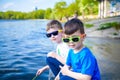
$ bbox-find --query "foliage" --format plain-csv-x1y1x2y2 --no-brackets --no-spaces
97,22,120,31
77,0,98,19
97,22,112,30
67,2,79,17
53,1,67,20
111,22,120,31
113,32,118,35
84,23,94,28
0,0,99,20
44,8,52,19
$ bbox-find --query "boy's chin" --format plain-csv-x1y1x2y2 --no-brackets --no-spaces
69,44,74,47
52,40,58,43
69,46,75,49
52,41,56,43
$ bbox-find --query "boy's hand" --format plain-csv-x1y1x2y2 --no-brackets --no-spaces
36,66,49,76
54,74,59,80
60,65,70,75
36,68,44,76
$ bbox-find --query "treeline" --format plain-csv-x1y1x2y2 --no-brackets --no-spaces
0,0,98,20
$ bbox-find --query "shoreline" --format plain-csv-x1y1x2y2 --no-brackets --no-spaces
86,27,120,39
84,16,120,39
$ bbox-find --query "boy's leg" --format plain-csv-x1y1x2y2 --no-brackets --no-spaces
46,57,64,76
59,73,75,80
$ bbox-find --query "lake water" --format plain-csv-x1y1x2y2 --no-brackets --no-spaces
0,20,120,80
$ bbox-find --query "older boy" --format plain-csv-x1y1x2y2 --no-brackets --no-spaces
36,20,69,78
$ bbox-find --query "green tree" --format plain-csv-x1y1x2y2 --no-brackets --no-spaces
4,11,14,19
67,2,79,18
44,8,52,19
76,0,98,19
53,1,67,20
37,9,45,19
0,12,4,19
29,9,45,19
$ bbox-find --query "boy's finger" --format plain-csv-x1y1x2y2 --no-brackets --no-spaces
36,71,40,76
59,65,62,68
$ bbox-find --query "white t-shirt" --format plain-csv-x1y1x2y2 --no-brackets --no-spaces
56,42,69,61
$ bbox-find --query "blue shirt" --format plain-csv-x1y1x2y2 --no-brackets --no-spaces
66,47,101,80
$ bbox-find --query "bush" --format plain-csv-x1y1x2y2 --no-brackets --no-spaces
111,22,120,31
97,22,120,30
113,32,118,35
97,22,112,30
84,23,94,28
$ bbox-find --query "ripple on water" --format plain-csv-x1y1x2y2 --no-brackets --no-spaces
1,72,34,80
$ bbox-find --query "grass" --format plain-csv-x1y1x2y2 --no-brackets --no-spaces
84,23,94,28
113,32,118,35
97,22,120,30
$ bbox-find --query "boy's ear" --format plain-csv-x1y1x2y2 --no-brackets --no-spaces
84,34,86,38
80,34,86,38
81,34,86,41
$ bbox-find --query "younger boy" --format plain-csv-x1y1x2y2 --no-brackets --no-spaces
36,20,69,78
60,18,101,80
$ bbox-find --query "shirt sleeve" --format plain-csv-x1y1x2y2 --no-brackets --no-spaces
80,52,96,76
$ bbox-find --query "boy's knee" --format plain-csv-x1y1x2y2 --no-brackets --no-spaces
47,52,56,58
46,57,55,64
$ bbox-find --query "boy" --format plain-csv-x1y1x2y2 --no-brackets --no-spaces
60,18,101,80
36,20,69,78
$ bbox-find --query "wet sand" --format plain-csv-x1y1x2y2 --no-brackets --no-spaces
85,37,120,80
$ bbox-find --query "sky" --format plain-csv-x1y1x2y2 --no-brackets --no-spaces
0,0,74,12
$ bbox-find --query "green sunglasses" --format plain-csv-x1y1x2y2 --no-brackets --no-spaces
62,36,80,43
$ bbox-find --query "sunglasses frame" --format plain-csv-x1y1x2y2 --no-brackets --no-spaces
46,30,62,38
62,36,81,43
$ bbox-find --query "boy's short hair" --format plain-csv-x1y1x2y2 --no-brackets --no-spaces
46,20,62,31
64,18,85,35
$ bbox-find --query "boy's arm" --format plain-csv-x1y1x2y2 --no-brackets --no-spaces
60,65,91,80
36,65,49,76
66,70,91,80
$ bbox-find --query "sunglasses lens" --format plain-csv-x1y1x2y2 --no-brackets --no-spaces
52,31,58,36
46,31,58,38
72,37,79,42
46,33,51,38
63,38,70,43
63,36,80,43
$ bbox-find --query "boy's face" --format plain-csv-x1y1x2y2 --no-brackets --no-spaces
63,30,84,51
46,28,62,44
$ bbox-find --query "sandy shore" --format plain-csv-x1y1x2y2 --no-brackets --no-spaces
84,16,120,39
86,27,120,39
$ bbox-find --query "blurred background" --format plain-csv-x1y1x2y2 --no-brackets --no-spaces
0,0,120,20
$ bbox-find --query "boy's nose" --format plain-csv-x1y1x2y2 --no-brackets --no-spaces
51,34,55,38
68,40,74,43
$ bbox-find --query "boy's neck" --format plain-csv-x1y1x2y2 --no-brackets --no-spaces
74,44,85,53
57,40,62,44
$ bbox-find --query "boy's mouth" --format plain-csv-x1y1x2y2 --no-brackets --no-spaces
69,44,75,48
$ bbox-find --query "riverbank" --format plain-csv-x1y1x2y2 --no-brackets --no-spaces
84,16,120,39
86,26,120,39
